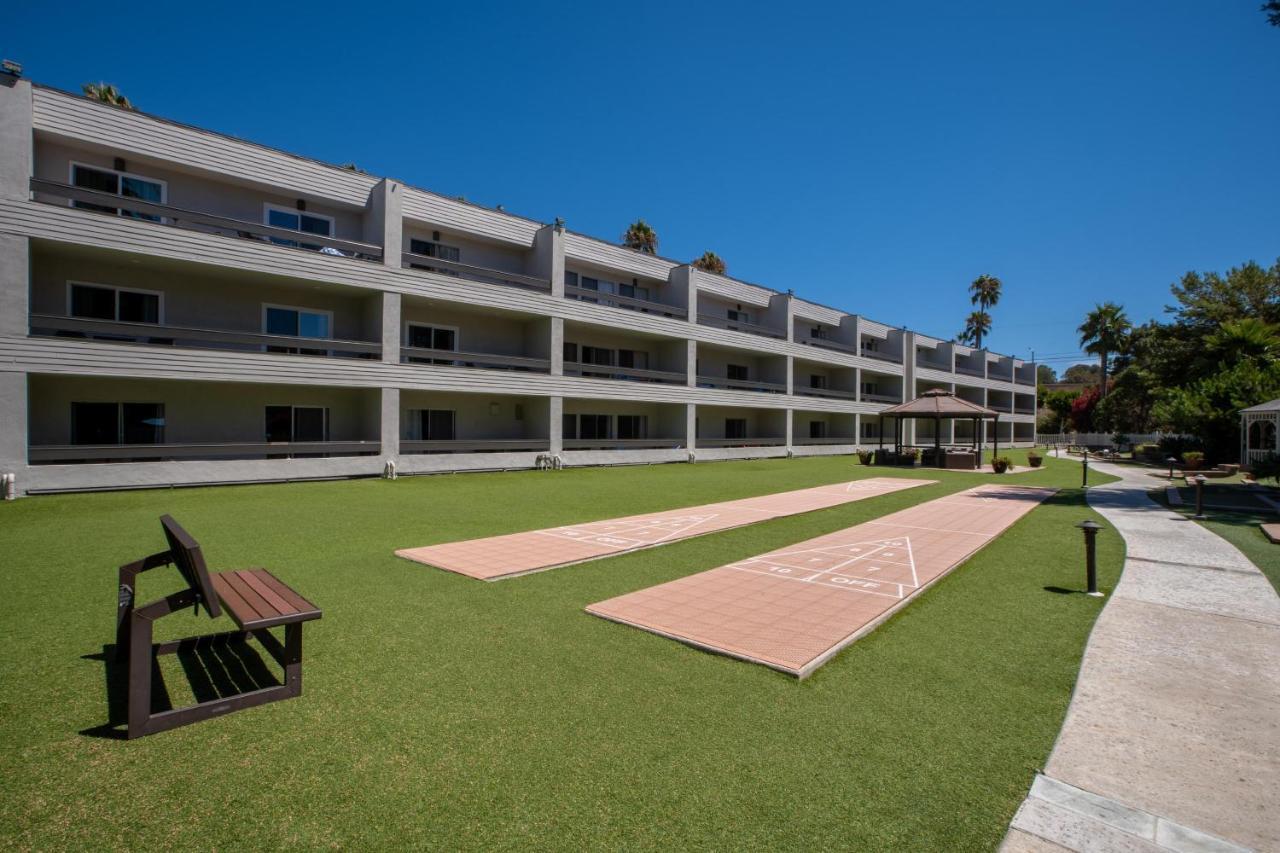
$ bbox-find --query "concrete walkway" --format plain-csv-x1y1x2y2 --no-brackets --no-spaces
1003,457,1280,853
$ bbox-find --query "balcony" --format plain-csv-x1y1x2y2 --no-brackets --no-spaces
696,375,787,394
916,355,951,372
793,386,859,401
400,439,548,454
564,364,686,385
697,436,786,448
31,178,383,262
29,440,380,464
562,438,684,450
862,391,904,405
565,285,687,319
697,313,786,340
401,251,551,293
31,315,382,360
955,364,985,378
860,347,903,364
798,337,860,356
401,345,551,373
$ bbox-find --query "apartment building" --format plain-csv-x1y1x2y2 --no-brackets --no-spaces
0,76,1037,495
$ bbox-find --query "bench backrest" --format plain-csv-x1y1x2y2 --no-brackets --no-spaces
159,515,222,619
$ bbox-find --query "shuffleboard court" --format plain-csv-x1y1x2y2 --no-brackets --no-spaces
395,477,930,581
586,484,1056,677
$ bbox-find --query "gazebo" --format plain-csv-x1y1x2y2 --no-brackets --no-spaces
1241,399,1280,466
877,389,1002,469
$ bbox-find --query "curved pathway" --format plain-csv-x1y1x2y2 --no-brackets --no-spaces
1003,457,1280,853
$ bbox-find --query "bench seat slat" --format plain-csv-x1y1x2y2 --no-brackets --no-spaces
255,570,321,616
210,574,263,628
239,570,296,615
220,571,277,622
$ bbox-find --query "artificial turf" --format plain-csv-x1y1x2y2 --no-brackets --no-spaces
0,451,1122,850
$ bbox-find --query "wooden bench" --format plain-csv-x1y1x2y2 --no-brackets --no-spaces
115,515,322,738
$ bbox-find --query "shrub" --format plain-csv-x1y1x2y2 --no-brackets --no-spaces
1249,453,1280,485
1159,435,1203,460
991,456,1012,474
1181,450,1205,470
899,448,920,464
1027,451,1043,468
856,449,874,465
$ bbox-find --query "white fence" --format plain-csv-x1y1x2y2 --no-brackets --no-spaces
1038,432,1168,448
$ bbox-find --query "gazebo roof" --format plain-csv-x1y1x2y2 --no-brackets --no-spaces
878,389,1000,419
1241,398,1280,414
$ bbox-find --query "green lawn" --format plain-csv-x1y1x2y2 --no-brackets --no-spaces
0,453,1121,850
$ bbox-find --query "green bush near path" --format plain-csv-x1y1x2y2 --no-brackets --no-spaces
0,454,1121,850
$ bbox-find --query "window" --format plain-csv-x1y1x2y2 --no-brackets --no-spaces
862,421,878,438
406,323,459,365
617,349,648,371
617,281,650,302
70,163,165,221
809,374,827,389
409,409,456,441
68,282,162,324
409,237,461,263
809,421,827,439
861,381,878,396
727,364,750,382
725,418,747,439
617,415,648,440
265,406,329,443
264,305,332,355
264,204,334,250
563,342,578,363
564,271,579,289
579,414,610,440
71,402,164,445
810,326,828,340
727,308,752,325
861,337,881,353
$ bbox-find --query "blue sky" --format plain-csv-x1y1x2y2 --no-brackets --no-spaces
8,1,1278,374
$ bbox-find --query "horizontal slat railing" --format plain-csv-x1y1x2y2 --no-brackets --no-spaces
562,439,685,450
916,359,951,372
861,392,904,404
794,387,859,400
798,337,859,355
564,363,687,384
29,315,382,358
793,437,858,445
955,365,985,377
29,441,381,463
696,437,787,448
860,349,903,364
696,375,788,394
696,313,786,340
564,286,687,318
30,178,383,260
401,251,551,292
400,439,549,454
400,345,551,372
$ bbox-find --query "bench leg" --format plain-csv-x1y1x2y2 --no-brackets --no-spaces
126,615,153,740
284,623,303,698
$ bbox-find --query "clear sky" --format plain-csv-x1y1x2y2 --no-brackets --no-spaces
8,1,1278,373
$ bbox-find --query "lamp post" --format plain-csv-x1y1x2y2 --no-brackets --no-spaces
1081,449,1089,488
1193,474,1207,520
1166,456,1177,480
1075,520,1105,597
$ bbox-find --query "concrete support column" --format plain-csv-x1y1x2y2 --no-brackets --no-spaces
364,178,402,266
902,329,916,447
531,223,565,296
784,408,794,451
686,403,697,452
549,396,563,453
784,355,794,396
768,291,795,341
549,317,564,376
380,291,401,365
668,266,697,323
380,387,400,461
0,78,32,201
854,367,863,402
686,339,697,387
0,371,26,485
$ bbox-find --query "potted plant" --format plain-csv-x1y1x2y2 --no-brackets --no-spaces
1027,450,1043,468
856,449,874,466
991,456,1012,474
898,448,920,467
1182,450,1205,471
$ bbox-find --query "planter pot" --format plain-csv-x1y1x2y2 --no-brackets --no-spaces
1027,457,1043,468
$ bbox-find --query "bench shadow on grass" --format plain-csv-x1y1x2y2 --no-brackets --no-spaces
79,638,280,739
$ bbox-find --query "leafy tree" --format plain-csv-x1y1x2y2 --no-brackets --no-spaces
957,311,991,348
1078,302,1131,398
966,274,1002,348
692,251,726,275
622,219,658,254
1204,317,1280,363
1070,386,1101,432
1167,259,1280,329
1265,1,1280,27
82,82,134,110
1062,363,1100,384
1041,389,1079,433
1151,358,1280,463
1036,364,1058,384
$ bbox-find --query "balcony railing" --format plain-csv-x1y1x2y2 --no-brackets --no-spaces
564,364,687,385
565,285,687,319
1014,406,1036,415
400,345,551,373
1015,373,1037,386
860,348,903,364
400,439,548,454
916,356,951,372
562,438,685,450
697,437,787,448
29,441,381,464
400,251,551,293
696,375,788,394
794,386,859,400
793,436,857,445
696,313,786,340
798,337,860,356
862,392,904,404
30,315,382,359
31,178,383,261
955,364,985,377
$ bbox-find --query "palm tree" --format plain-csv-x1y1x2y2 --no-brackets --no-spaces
82,82,134,110
1077,302,1131,399
622,219,658,254
692,251,726,275
958,311,991,347
1205,317,1280,362
967,274,1002,350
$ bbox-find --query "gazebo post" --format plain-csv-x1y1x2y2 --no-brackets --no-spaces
994,414,1000,462
878,415,884,459
934,415,941,468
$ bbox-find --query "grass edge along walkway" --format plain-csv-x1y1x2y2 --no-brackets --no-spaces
0,453,1122,850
